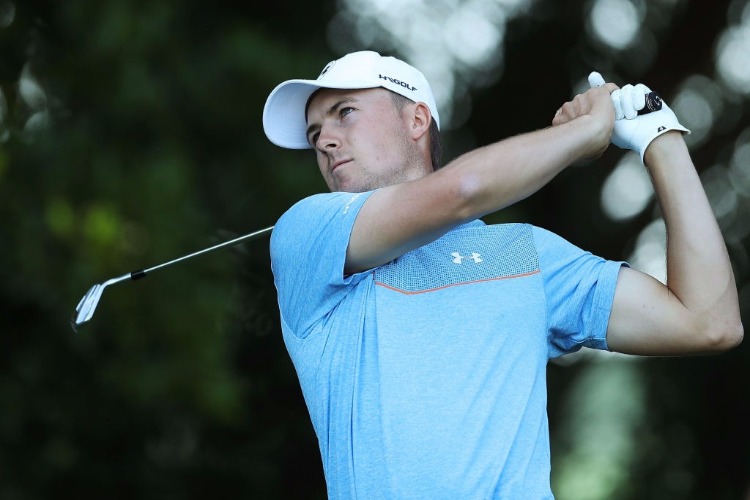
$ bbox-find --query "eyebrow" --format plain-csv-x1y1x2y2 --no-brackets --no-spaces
305,97,358,143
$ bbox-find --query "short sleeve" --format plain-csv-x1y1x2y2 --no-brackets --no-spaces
532,226,627,358
270,191,374,339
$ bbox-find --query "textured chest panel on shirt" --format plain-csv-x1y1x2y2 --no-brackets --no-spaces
374,223,539,294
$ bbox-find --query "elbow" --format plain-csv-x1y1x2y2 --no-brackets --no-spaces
452,170,484,221
452,168,503,221
700,318,744,353
724,320,744,350
688,291,744,353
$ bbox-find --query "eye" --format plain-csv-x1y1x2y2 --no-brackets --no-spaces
309,131,320,147
339,107,354,118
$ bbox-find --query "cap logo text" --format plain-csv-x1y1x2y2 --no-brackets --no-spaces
319,61,335,78
378,74,417,92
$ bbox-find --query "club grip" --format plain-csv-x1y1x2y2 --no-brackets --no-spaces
638,92,662,115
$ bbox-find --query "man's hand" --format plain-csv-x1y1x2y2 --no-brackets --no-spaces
589,71,690,164
552,79,618,160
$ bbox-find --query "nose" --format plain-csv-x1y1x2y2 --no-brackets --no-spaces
316,123,341,151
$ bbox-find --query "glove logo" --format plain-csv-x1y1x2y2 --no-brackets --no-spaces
658,126,666,132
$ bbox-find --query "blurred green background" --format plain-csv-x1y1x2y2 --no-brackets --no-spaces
1,0,748,498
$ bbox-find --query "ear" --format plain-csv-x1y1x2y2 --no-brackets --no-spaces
409,102,432,142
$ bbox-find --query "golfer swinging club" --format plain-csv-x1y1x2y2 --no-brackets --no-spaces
262,51,743,498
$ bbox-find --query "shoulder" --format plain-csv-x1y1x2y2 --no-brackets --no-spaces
271,191,376,260
276,192,372,228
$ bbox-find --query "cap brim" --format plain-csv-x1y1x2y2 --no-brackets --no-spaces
262,78,380,149
262,80,319,149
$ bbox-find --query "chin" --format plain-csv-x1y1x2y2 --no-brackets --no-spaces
332,178,366,193
335,186,367,194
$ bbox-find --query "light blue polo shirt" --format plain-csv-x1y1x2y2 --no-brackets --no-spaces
270,191,623,499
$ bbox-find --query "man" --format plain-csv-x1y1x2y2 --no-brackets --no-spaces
262,51,742,498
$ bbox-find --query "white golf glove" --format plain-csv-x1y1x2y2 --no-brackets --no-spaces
589,71,690,163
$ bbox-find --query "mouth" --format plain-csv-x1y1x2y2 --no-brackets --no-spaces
331,159,352,172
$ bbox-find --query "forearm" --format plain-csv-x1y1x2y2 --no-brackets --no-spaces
445,114,608,219
645,133,742,343
350,119,605,268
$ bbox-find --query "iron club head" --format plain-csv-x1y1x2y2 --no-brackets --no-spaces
70,273,133,332
71,283,104,332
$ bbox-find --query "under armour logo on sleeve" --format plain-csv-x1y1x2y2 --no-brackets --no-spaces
451,252,483,264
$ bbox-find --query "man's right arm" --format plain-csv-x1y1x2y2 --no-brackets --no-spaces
345,83,619,274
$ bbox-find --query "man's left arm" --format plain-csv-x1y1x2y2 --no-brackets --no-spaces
606,132,743,355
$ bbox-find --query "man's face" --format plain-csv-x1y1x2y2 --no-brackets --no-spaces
305,88,428,193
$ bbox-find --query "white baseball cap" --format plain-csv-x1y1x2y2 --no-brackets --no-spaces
262,50,440,149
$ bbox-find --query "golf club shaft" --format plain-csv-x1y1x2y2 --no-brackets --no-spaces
132,225,274,279
72,225,274,331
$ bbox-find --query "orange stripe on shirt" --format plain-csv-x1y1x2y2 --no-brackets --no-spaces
374,269,541,295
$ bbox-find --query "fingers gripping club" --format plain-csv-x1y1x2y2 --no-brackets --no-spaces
588,72,662,119
588,71,690,163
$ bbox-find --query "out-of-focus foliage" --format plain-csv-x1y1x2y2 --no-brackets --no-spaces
1,0,747,499
1,1,334,498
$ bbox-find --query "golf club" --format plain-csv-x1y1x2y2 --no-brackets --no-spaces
71,225,274,332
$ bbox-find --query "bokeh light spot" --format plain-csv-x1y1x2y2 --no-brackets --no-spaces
671,87,714,148
716,24,750,94
729,134,750,197
84,204,121,248
628,218,667,283
702,164,738,222
46,198,75,239
0,0,14,29
601,155,653,221
589,0,641,50
19,63,47,111
445,8,503,67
